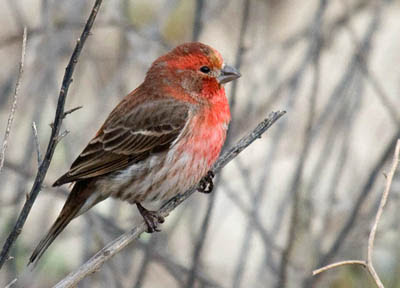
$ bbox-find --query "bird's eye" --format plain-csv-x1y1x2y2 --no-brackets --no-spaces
200,66,211,74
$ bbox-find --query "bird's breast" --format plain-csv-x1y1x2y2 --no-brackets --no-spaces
178,104,230,167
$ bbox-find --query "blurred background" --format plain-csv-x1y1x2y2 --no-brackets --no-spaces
0,0,400,287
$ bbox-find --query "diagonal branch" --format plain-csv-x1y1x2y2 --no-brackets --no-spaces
52,110,286,288
0,27,27,175
0,0,103,270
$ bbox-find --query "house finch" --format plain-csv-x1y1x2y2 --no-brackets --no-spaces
29,42,240,266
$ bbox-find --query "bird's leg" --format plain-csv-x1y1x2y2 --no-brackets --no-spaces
136,203,165,233
197,170,215,194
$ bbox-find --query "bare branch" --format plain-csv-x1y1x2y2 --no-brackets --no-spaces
312,139,400,288
52,111,286,288
49,106,83,129
366,139,400,285
31,122,41,166
63,105,83,117
0,0,103,270
0,27,27,174
312,260,366,276
55,129,70,144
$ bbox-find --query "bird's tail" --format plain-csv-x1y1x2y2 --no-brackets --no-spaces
28,181,92,269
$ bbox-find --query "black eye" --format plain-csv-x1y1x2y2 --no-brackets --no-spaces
200,66,211,74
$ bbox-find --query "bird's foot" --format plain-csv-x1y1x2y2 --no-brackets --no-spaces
197,171,215,194
136,203,164,233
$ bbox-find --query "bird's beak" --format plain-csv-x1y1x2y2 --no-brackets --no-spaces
217,64,241,84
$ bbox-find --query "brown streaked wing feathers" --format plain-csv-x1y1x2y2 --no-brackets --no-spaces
53,99,189,186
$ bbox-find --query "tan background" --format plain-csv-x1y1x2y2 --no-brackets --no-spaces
0,0,399,287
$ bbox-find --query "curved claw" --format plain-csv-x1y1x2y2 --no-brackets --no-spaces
136,203,164,233
197,171,215,194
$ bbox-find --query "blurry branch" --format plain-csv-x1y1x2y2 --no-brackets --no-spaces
1,161,68,207
311,0,380,139
52,111,286,288
186,0,251,286
6,0,25,32
2,160,69,198
254,68,305,279
3,161,31,185
277,1,326,286
137,242,223,288
261,75,303,282
310,95,358,258
0,19,171,50
360,64,400,124
132,236,158,288
221,178,282,252
313,139,400,288
277,60,319,287
281,0,370,50
192,0,205,42
4,278,17,288
0,27,27,175
339,0,400,125
227,0,250,112
299,12,381,281
93,213,223,287
0,0,103,270
261,0,369,114
308,6,384,285
255,126,291,277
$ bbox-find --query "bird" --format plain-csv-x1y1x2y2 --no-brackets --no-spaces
28,42,241,266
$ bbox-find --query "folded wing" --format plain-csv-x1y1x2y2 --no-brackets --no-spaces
53,99,189,186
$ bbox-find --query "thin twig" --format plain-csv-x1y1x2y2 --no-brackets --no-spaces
0,27,27,175
31,122,41,166
49,106,83,129
312,260,366,275
0,0,103,270
63,105,83,117
313,139,400,288
55,130,70,144
52,111,286,288
366,139,400,285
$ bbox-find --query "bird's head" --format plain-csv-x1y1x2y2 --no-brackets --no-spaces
145,42,241,102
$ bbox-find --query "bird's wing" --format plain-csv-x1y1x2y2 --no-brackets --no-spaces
53,98,190,186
